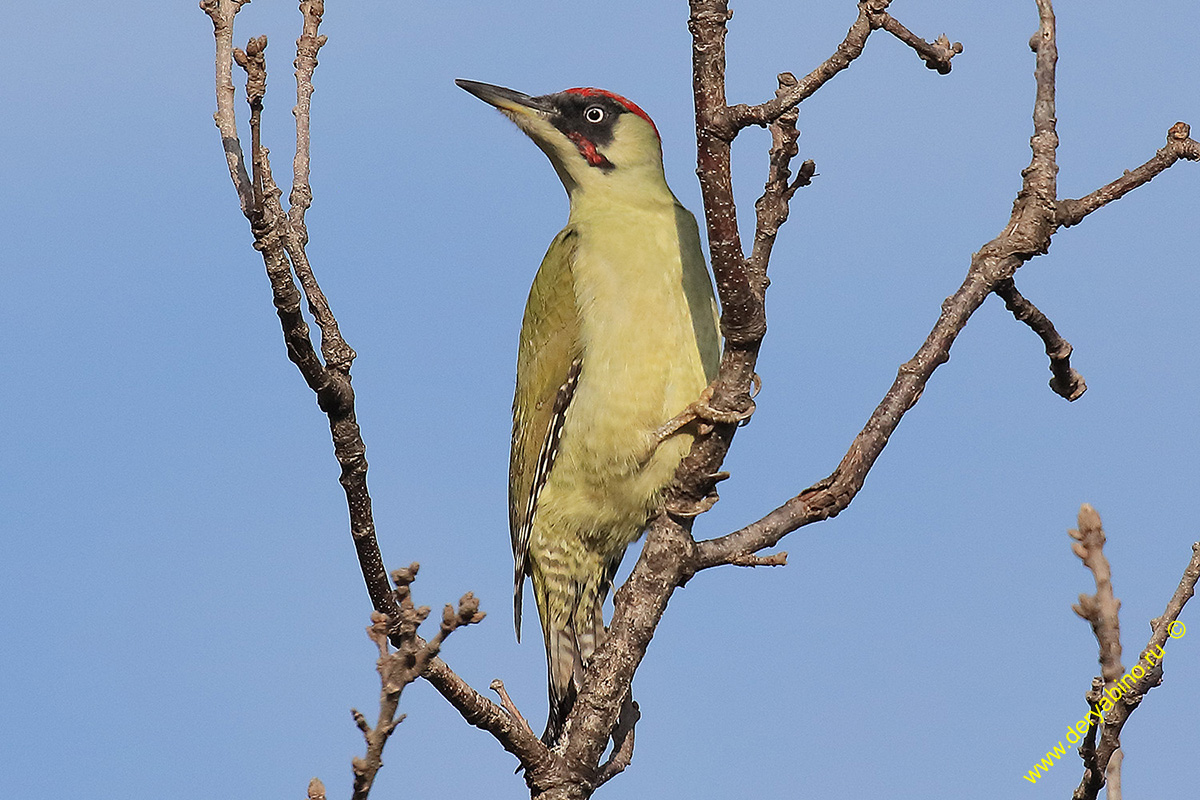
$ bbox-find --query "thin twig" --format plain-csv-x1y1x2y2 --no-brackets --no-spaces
422,658,558,781
290,0,326,241
728,552,788,568
995,279,1086,401
1069,504,1124,684
1076,676,1105,791
285,1,355,372
490,679,535,737
350,576,486,800
726,0,962,132
201,0,255,214
875,15,962,74
1105,748,1123,800
746,72,811,297
1058,123,1200,228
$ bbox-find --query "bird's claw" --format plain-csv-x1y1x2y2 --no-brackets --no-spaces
689,391,756,426
664,491,719,518
749,372,762,399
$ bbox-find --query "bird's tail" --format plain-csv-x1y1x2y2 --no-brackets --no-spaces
537,578,606,746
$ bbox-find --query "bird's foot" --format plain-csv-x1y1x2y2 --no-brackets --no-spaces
650,376,760,446
663,471,729,518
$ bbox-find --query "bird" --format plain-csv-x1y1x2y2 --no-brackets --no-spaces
457,79,722,744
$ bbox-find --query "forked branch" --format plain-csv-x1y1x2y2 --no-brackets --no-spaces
724,0,962,134
351,569,485,800
690,0,1197,572
1069,506,1200,800
553,0,965,788
201,2,518,796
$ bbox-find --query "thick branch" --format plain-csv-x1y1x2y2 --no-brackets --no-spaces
689,0,757,342
549,0,958,787
560,517,696,784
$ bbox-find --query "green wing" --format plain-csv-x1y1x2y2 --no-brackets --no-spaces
509,226,583,641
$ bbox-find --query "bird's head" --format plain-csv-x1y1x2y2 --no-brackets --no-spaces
457,79,667,200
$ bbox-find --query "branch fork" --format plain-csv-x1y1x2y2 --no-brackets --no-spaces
1068,507,1200,800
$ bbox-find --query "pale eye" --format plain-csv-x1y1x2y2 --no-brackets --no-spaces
584,105,605,124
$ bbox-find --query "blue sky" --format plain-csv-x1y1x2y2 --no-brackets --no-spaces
2,2,1197,798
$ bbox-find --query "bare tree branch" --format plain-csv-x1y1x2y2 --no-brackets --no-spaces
747,72,813,296
351,569,485,800
875,14,962,75
203,0,407,644
725,0,962,133
1076,676,1105,790
994,278,1086,401
1069,504,1124,684
200,0,254,214
690,0,1197,572
1069,508,1200,800
991,121,1197,401
202,4,519,796
1058,123,1200,228
1105,748,1123,800
289,1,325,242
527,4,962,786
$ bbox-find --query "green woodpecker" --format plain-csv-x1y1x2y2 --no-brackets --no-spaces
457,79,721,743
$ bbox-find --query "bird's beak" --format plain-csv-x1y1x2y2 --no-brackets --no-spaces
456,79,554,119
457,79,582,193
